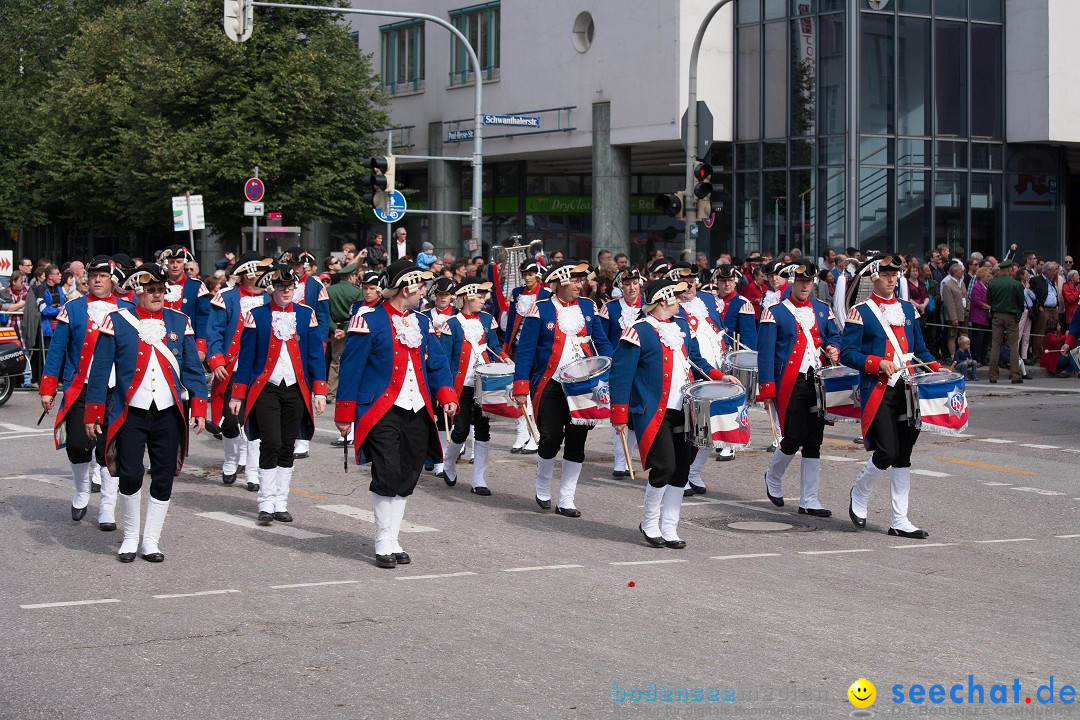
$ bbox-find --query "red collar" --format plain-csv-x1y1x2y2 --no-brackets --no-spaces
295,273,308,285
384,303,409,318
271,302,293,313
88,294,116,305
459,312,479,320
135,307,164,320
523,284,540,296
721,291,738,302
788,296,812,308
239,285,262,297
871,293,898,305
365,299,380,307
435,306,454,315
168,275,186,286
622,295,642,308
556,297,577,308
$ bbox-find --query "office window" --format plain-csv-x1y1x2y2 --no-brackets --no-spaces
450,2,500,85
380,21,424,94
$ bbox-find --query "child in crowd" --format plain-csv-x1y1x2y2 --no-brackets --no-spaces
951,335,978,381
416,242,438,270
1040,319,1075,377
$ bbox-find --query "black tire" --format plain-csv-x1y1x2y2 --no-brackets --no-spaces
0,375,12,408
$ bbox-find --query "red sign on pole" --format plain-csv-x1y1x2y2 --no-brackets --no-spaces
244,177,265,203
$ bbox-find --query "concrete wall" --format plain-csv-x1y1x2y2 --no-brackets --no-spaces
1007,0,1080,144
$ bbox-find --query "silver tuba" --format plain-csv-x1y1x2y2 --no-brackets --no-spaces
491,236,544,297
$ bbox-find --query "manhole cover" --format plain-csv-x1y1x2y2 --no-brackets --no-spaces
727,521,793,532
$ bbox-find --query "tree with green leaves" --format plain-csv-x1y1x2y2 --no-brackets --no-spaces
8,0,388,242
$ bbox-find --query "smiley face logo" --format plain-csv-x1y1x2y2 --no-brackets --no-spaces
848,678,876,709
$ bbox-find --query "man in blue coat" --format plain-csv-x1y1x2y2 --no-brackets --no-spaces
757,260,842,517
159,244,210,359
841,255,942,539
505,259,547,454
40,256,134,527
603,268,643,478
84,265,208,563
715,264,758,352
230,264,326,525
611,279,735,548
512,261,612,517
334,260,459,568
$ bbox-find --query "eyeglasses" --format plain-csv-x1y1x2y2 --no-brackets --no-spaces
142,287,166,295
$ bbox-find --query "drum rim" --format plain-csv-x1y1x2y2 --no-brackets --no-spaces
817,365,859,378
554,355,612,382
475,362,514,376
908,370,964,384
686,381,746,400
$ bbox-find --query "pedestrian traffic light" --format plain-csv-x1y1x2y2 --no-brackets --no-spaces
223,0,253,42
654,192,685,220
363,155,396,212
693,162,714,199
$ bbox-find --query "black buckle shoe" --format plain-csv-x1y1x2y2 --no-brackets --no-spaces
765,473,784,507
98,522,117,532
664,538,687,549
639,524,666,548
393,552,411,564
90,482,101,494
690,483,707,495
438,471,455,487
888,527,929,539
272,511,293,523
535,496,551,510
331,437,350,448
71,505,87,521
118,552,136,563
471,486,491,496
555,506,581,518
375,554,397,568
612,469,630,478
798,507,832,518
246,482,259,492
141,551,164,563
257,511,274,525
222,472,237,486
848,489,866,529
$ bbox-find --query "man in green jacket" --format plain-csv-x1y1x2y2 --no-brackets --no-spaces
326,262,364,402
987,260,1026,383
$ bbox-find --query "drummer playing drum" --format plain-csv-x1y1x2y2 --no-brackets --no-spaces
841,255,942,539
757,260,843,517
437,277,509,496
610,279,737,549
513,261,612,517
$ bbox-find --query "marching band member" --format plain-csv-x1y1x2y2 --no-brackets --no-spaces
278,247,331,459
159,244,210,359
334,260,458,569
512,261,613,517
841,255,941,539
423,277,456,475
611,279,735,548
84,265,208,563
438,277,510,495
40,256,133,527
647,258,673,280
205,253,271,488
671,262,727,492
756,260,842,516
505,259,547,454
603,268,643,478
761,259,791,312
331,270,382,452
715,265,758,351
229,265,327,525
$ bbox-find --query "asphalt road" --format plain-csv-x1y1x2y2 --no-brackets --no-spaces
1,377,1078,719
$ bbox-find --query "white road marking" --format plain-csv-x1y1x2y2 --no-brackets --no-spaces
394,572,476,581
315,504,437,533
822,455,860,463
153,589,240,599
1009,486,1065,496
502,564,583,573
982,482,1013,486
609,559,688,566
270,580,360,590
7,474,65,487
890,543,955,549
21,598,121,609
0,422,47,433
974,538,1034,544
977,438,1015,444
798,549,874,555
704,499,792,517
1019,443,1060,450
910,469,951,478
710,553,782,560
0,433,55,441
1054,534,1080,539
196,511,330,539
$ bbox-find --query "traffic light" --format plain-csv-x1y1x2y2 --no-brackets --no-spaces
223,0,253,42
654,191,685,220
693,162,714,199
363,155,396,212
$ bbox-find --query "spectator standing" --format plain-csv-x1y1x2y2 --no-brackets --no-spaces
968,267,992,364
365,232,388,269
1028,261,1060,362
987,260,1025,383
941,259,967,358
1018,269,1034,362
325,262,364,402
1063,269,1080,326
35,265,66,384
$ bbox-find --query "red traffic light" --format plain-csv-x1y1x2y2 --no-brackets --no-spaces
693,162,713,182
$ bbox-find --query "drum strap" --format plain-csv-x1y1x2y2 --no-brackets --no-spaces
782,299,821,371
863,301,913,377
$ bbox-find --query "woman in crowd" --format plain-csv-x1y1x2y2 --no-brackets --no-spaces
968,266,991,365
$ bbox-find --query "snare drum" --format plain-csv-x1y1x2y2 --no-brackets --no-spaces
1070,345,1080,372
683,381,750,450
905,371,969,435
474,362,522,419
554,356,612,426
815,366,860,423
723,350,758,404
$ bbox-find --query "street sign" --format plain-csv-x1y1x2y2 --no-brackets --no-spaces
447,129,474,142
172,195,205,232
0,250,12,277
483,114,540,128
244,177,265,203
373,189,407,223
244,202,264,217
680,101,714,159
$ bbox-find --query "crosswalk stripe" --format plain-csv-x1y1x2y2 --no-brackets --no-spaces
315,504,438,533
910,469,951,478
195,511,330,539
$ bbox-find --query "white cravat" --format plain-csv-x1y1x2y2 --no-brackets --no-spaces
85,299,117,388
554,301,588,375
647,317,689,410
392,312,426,412
129,348,176,410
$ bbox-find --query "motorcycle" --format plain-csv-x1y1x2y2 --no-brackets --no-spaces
0,327,27,407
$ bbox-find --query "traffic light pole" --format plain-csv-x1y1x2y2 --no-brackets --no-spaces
250,2,485,249
685,0,734,260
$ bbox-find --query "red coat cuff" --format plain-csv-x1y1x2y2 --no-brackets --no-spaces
231,384,248,400
196,339,207,354
334,401,356,424
865,356,883,375
708,369,725,381
611,404,629,424
39,376,59,397
498,352,511,362
512,379,530,395
189,397,207,418
929,361,943,372
312,380,328,396
436,387,457,406
207,354,226,371
757,382,776,401
85,403,105,425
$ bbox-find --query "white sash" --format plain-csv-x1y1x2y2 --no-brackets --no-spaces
782,299,821,370
117,310,189,401
862,301,913,385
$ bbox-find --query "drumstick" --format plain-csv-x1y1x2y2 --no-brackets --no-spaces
36,408,49,426
767,403,781,447
442,406,453,448
617,426,636,483
522,407,540,445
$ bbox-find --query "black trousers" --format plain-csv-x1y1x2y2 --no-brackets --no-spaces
536,382,591,463
645,409,696,489
251,382,304,469
116,404,183,501
63,390,107,466
779,376,825,459
867,383,920,470
221,376,242,439
363,405,432,497
450,386,490,444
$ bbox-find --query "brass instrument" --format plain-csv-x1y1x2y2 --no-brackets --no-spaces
491,236,544,297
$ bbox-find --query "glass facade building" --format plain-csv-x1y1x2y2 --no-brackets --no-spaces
726,0,1064,261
